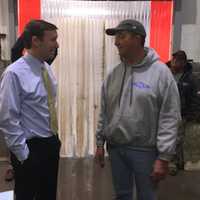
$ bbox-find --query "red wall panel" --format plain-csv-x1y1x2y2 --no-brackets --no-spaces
150,0,173,62
18,0,41,35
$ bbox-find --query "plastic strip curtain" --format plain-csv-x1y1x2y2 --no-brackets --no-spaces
41,0,150,157
0,0,10,60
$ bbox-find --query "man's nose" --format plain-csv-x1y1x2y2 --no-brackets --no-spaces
55,41,59,48
115,38,119,47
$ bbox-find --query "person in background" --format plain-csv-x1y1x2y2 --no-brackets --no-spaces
10,34,24,63
0,19,60,200
4,33,58,182
95,19,181,200
167,50,200,175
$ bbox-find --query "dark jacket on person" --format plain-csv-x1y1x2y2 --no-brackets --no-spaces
167,61,200,121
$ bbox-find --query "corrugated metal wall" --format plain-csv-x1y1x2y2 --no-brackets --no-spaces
0,0,11,60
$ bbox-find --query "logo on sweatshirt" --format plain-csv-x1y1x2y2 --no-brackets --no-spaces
132,82,150,89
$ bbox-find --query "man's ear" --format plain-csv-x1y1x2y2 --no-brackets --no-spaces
32,36,42,48
135,34,142,41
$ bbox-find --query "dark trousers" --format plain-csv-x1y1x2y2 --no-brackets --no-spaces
11,135,61,200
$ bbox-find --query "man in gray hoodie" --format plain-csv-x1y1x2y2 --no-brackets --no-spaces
95,19,181,200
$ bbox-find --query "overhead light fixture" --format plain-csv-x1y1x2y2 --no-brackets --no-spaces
63,7,110,16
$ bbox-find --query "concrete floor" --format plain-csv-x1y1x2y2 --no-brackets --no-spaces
0,158,200,200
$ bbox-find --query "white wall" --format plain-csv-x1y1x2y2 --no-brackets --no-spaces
0,0,16,60
173,0,200,62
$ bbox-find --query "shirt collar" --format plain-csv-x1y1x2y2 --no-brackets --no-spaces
23,53,45,71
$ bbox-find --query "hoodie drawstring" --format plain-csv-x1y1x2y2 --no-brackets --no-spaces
130,67,134,105
119,63,127,107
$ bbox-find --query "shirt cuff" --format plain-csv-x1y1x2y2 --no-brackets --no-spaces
13,144,30,162
158,153,173,162
96,139,105,147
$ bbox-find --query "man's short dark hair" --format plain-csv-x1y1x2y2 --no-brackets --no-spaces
23,19,57,49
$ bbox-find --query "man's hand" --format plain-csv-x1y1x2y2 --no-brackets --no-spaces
95,147,105,168
150,159,169,183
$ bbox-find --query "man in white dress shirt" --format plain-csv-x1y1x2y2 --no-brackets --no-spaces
0,19,60,200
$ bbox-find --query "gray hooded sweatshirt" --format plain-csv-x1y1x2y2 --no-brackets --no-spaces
96,47,181,161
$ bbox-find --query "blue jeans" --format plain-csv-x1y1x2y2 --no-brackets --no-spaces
108,146,157,200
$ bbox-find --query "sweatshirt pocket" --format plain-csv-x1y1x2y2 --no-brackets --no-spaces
105,114,146,145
